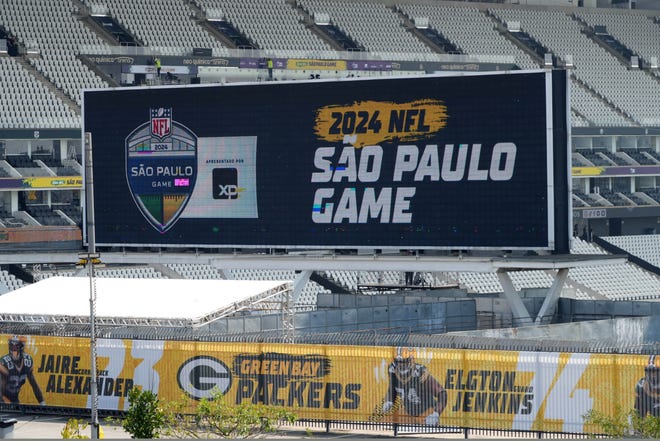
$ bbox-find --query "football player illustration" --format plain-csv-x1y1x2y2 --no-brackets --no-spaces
375,346,447,425
0,335,45,405
635,354,660,417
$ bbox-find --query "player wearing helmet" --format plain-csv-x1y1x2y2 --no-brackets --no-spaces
0,336,45,405
635,355,660,417
378,347,447,425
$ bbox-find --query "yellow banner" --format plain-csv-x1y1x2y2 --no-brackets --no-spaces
0,334,649,434
572,167,605,176
286,59,347,70
21,176,83,189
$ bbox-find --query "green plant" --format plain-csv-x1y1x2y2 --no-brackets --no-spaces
583,405,660,438
121,387,165,439
60,418,89,439
160,389,296,438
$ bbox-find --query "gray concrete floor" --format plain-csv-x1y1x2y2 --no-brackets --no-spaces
1,414,129,439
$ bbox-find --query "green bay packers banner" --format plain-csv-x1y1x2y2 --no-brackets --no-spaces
1,334,655,434
83,69,570,251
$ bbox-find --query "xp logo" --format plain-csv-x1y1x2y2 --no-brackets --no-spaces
213,168,239,199
125,108,198,233
177,356,232,400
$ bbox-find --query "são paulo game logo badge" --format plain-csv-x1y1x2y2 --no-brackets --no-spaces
125,108,198,233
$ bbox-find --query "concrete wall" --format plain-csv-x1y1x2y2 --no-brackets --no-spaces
207,289,477,335
558,297,660,322
204,288,660,340
449,311,660,351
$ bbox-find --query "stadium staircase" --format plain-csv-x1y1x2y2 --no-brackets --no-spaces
287,0,359,52
186,0,251,49
595,236,660,278
13,57,80,115
487,6,642,126
77,56,120,88
73,0,130,46
392,6,462,55
572,14,635,64
309,271,351,294
571,12,659,84
571,107,594,126
485,10,547,66
314,21,364,52
150,263,185,279
202,19,255,49
71,1,131,87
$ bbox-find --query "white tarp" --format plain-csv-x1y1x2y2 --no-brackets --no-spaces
0,276,289,323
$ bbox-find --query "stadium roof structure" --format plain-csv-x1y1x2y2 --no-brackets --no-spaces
0,276,291,328
0,250,628,327
0,250,627,272
189,252,629,326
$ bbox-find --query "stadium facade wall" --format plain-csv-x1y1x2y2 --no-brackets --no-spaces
0,226,81,251
577,214,660,237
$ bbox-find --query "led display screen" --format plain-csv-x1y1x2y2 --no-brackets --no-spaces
83,70,570,250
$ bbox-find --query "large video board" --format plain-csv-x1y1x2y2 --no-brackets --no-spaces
83,70,570,251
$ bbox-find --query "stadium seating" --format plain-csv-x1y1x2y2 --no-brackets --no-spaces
56,205,82,225
297,0,433,55
0,0,657,128
83,0,228,55
0,0,659,310
195,0,333,52
167,262,224,279
0,58,79,128
574,8,660,71
0,269,26,294
228,268,331,309
25,205,71,226
396,2,538,68
450,237,660,302
0,0,108,108
37,265,164,279
163,264,329,310
569,82,631,127
601,234,660,268
491,6,659,125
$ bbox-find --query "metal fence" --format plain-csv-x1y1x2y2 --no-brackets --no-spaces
1,321,659,355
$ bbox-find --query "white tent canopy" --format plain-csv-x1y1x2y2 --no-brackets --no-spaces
0,276,291,327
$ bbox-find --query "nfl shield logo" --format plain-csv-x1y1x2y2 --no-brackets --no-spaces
151,107,171,139
126,108,197,233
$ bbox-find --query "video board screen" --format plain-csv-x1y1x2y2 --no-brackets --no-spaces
83,70,570,250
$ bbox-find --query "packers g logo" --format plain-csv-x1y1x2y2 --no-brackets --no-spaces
126,108,198,233
177,356,232,400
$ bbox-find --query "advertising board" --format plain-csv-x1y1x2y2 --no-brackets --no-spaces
83,70,570,251
2,334,649,434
